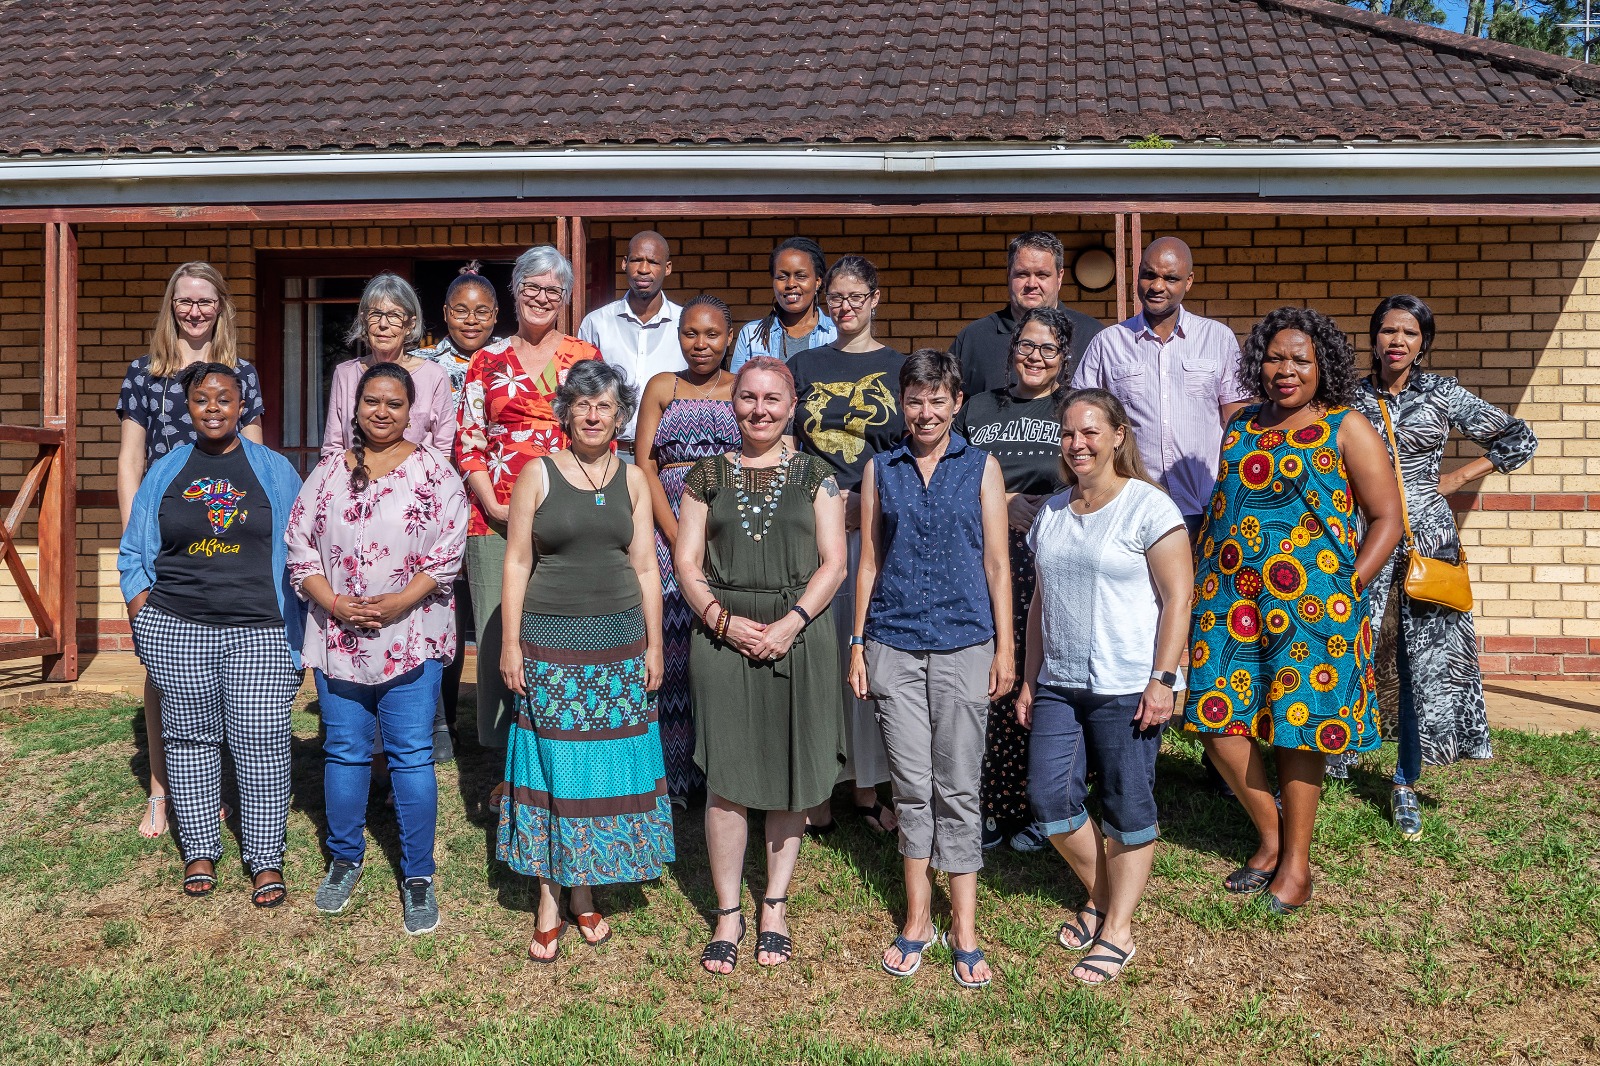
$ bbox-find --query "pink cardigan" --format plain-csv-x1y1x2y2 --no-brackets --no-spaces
320,357,456,457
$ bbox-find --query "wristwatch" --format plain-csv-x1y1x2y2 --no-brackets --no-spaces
849,635,866,647
1150,670,1180,689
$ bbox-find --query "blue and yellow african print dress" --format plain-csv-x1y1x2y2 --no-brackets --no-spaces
1183,406,1380,756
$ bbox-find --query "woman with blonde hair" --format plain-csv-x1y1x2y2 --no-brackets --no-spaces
117,261,266,837
1015,388,1192,984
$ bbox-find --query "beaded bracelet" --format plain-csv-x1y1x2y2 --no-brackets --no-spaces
715,611,732,643
703,600,723,628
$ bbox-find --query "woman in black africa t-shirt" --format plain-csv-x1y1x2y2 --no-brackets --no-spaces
787,255,904,837
952,306,1076,852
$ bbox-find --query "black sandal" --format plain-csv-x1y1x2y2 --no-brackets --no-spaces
803,819,837,838
182,860,216,898
700,905,746,975
756,896,793,966
1073,938,1137,985
251,871,287,909
1223,865,1276,894
854,801,894,835
1058,905,1105,952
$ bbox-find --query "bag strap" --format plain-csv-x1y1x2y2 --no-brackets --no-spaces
1375,395,1418,554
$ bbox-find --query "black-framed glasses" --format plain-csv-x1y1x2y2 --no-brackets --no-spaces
365,309,410,327
173,298,220,314
1015,340,1062,360
518,283,567,304
824,292,874,310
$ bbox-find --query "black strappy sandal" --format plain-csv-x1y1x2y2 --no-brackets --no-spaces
251,871,287,909
854,801,894,835
1057,905,1105,952
756,896,793,967
1223,865,1277,894
182,860,216,898
1073,938,1137,985
700,906,746,975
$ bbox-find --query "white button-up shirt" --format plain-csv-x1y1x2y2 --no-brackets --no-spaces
577,296,686,440
1071,306,1251,516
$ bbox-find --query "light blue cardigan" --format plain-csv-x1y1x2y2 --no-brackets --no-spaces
117,438,307,668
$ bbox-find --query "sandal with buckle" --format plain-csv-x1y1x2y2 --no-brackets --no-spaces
182,860,216,898
881,929,932,978
1058,905,1105,952
251,871,287,910
1074,937,1136,985
700,905,746,975
569,906,612,947
1224,864,1277,894
941,931,992,990
527,919,568,964
756,896,793,967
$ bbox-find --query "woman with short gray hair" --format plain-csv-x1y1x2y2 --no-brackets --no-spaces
455,247,600,772
322,272,455,459
496,356,672,963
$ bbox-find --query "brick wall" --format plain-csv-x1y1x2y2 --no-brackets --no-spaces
0,213,1594,677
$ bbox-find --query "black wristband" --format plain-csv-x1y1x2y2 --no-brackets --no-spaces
789,604,812,625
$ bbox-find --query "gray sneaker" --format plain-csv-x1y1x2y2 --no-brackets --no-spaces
1390,786,1424,842
1008,821,1050,853
315,859,363,915
402,877,439,935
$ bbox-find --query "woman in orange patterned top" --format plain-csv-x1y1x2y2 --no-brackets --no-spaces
456,245,600,761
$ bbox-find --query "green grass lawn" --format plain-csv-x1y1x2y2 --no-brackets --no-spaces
1,693,1596,1064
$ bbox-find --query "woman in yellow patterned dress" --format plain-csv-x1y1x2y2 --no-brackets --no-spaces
1184,307,1402,913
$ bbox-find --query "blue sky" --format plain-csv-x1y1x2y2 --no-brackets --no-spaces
1436,2,1475,34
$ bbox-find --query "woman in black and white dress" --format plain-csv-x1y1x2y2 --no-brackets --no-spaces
1339,295,1537,841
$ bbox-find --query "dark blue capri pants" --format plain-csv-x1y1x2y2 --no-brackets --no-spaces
1026,685,1162,846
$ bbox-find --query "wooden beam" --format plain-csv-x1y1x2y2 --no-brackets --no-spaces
1129,212,1142,322
1114,214,1127,323
554,216,572,334
3,195,1600,226
39,221,78,682
569,216,588,328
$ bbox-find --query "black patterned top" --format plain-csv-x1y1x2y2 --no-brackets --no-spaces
1349,372,1537,558
117,356,266,467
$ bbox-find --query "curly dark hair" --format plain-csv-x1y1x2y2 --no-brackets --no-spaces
999,306,1076,408
1236,306,1357,409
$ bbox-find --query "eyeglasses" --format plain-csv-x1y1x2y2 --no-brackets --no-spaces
365,309,410,328
824,292,874,310
173,298,220,314
1015,340,1062,360
570,400,618,417
517,284,567,304
446,304,497,322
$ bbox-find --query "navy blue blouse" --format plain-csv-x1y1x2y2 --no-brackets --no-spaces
865,434,995,653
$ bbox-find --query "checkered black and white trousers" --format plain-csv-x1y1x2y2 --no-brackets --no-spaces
133,605,303,874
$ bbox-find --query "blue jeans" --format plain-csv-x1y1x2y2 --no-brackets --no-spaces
1026,685,1162,846
1393,631,1423,787
317,661,441,879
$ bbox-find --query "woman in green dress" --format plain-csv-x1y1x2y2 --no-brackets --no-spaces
1183,307,1402,913
674,355,849,974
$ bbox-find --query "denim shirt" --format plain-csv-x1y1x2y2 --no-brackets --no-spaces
865,434,994,653
118,437,308,668
728,311,837,372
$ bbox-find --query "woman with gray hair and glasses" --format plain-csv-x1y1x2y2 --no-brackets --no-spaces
322,272,456,458
496,358,673,963
456,247,601,781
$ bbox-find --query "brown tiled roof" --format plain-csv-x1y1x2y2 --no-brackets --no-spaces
3,0,1599,157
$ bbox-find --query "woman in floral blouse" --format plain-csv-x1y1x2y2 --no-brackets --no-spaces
455,245,599,764
287,361,468,935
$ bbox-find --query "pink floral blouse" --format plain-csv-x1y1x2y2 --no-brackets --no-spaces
286,445,469,685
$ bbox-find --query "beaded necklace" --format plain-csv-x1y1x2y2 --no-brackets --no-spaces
731,444,789,542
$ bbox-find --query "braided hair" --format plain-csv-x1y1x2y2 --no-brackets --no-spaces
753,237,827,355
681,292,732,329
349,362,415,492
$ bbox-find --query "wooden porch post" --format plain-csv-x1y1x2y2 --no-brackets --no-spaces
1114,214,1127,322
555,216,571,333
1129,211,1143,304
40,221,78,682
568,216,587,328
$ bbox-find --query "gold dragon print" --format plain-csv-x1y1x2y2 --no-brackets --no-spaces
801,372,897,464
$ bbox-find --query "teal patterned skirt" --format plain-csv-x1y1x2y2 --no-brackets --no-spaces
496,606,676,886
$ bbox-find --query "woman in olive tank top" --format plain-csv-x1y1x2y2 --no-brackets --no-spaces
497,360,674,964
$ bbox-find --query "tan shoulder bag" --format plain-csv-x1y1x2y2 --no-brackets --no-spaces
1375,398,1474,612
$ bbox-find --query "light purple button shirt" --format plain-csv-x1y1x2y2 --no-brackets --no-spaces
1070,307,1251,516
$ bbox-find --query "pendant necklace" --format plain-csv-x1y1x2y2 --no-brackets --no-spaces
576,451,613,506
732,444,789,541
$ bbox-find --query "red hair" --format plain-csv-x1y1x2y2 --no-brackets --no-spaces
733,355,796,398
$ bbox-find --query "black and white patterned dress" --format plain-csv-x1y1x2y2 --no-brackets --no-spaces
117,355,266,467
1333,372,1537,773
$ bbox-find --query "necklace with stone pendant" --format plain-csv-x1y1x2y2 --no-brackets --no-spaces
732,444,788,541
575,451,613,506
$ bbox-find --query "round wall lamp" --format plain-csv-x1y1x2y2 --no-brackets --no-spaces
1072,247,1116,292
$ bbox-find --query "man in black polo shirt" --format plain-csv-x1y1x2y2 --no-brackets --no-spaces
950,230,1105,399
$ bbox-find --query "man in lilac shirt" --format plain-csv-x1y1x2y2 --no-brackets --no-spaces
1071,237,1252,533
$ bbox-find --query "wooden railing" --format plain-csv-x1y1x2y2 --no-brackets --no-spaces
0,423,75,677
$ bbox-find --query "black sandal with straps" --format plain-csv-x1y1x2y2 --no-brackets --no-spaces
700,905,746,975
756,895,793,967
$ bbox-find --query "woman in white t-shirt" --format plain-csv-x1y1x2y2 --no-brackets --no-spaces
1016,388,1193,985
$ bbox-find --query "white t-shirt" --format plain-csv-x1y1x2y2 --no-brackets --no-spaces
1027,478,1186,695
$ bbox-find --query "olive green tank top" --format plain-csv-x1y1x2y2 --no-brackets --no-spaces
524,454,642,618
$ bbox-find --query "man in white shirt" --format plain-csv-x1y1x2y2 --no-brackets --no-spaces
577,230,686,453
